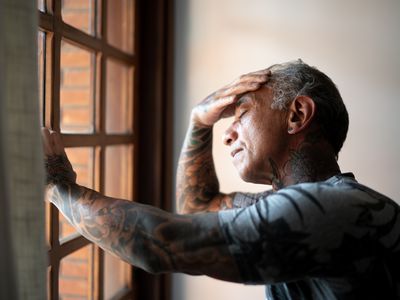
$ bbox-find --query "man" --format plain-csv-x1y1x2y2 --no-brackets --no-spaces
44,60,400,299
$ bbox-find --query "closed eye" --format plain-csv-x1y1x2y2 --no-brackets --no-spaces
239,110,247,119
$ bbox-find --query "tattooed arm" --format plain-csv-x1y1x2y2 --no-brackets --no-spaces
42,128,241,281
176,69,271,214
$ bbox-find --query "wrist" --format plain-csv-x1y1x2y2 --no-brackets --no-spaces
190,111,214,129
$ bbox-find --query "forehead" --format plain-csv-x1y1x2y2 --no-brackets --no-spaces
236,86,273,108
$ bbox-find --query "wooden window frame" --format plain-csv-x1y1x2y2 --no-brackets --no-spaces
39,0,174,299
39,0,136,299
132,1,174,300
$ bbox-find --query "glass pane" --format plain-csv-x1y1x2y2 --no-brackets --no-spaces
104,254,132,299
60,40,94,133
104,145,133,298
59,244,94,299
106,59,133,134
105,145,133,199
59,147,94,242
62,0,95,35
107,0,135,53
38,31,45,126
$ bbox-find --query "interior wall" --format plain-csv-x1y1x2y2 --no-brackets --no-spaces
172,0,400,299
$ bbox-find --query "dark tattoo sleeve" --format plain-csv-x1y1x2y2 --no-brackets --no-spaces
45,155,241,281
45,155,76,185
176,124,234,213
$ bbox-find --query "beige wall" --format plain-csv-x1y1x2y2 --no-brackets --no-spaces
172,0,400,299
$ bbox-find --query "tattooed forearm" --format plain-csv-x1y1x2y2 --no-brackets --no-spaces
46,181,240,281
45,155,76,185
176,124,233,214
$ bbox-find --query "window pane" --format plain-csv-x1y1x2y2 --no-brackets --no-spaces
104,145,133,298
107,0,134,53
62,0,95,35
38,31,45,126
105,145,133,199
60,147,94,242
104,254,132,299
59,244,94,299
60,40,95,133
106,59,133,134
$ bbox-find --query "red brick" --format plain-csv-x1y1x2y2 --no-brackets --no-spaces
60,260,89,277
62,0,91,10
59,277,88,296
61,106,92,126
60,89,91,105
62,69,91,87
60,296,86,300
68,246,91,260
61,51,91,68
66,147,92,165
62,11,90,32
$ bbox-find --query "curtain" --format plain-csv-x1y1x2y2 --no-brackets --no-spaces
0,0,46,299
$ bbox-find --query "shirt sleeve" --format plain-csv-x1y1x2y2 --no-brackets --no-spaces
218,183,383,284
232,189,274,208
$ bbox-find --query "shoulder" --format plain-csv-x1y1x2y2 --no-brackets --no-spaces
232,189,273,208
278,174,396,205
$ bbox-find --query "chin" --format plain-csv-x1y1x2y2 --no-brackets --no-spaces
237,167,271,185
237,168,258,184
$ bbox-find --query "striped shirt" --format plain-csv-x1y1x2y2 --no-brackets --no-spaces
218,174,400,299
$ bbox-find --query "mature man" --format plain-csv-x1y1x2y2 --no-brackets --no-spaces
44,60,400,299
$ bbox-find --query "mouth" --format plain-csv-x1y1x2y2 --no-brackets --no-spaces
231,148,243,158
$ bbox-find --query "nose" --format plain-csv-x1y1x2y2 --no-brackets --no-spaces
223,123,238,146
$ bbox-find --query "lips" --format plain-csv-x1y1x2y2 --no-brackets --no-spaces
231,148,243,158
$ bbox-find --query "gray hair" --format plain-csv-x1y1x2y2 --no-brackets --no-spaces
267,60,349,156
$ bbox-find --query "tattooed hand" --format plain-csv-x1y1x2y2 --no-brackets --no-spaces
42,128,76,186
190,69,271,127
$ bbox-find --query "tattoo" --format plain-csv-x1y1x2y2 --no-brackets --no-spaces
269,158,284,190
176,124,233,213
46,180,239,280
269,131,340,190
45,155,76,185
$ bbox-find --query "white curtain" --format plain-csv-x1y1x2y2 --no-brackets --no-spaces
0,0,46,299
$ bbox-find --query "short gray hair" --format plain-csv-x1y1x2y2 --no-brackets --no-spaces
267,60,349,156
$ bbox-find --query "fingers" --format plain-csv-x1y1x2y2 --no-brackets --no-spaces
41,127,65,156
244,68,271,76
41,127,54,156
51,130,66,156
218,80,264,99
239,71,271,83
217,69,271,99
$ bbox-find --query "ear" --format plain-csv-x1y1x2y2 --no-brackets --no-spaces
287,96,316,134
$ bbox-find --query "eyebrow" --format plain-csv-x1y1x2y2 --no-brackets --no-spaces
236,94,252,107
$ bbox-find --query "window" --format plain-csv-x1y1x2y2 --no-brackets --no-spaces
38,0,135,298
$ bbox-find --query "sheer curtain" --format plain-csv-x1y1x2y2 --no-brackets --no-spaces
0,0,46,299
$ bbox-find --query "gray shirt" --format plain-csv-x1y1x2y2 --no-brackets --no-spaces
218,174,400,299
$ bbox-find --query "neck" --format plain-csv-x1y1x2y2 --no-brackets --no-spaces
270,131,341,190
